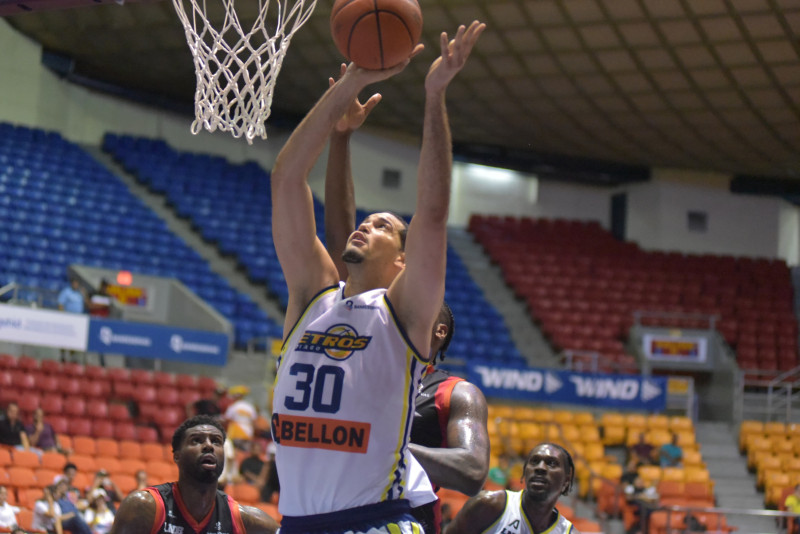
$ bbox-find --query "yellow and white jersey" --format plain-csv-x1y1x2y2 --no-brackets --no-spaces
482,491,574,534
272,282,427,517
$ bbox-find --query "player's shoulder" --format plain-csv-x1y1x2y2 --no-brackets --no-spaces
237,504,279,534
468,489,509,511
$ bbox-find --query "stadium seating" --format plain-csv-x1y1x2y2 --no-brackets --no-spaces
102,133,523,364
0,122,282,350
468,214,797,376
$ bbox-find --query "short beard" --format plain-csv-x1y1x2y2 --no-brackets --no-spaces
342,250,363,264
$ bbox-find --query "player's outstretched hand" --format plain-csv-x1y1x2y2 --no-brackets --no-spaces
329,64,382,133
338,44,425,89
425,20,485,93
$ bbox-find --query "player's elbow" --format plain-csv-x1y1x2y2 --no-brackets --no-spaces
460,461,490,496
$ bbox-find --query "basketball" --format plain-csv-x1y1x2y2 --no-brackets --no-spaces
331,0,423,70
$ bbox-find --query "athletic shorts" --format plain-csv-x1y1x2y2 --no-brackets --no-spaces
278,500,424,534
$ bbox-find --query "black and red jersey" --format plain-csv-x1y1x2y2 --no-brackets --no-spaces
143,483,245,534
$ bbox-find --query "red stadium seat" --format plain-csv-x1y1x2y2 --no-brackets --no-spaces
17,394,40,414
63,398,87,417
68,417,93,437
39,360,63,375
108,403,132,421
62,362,85,377
18,356,39,372
115,422,138,442
40,394,64,415
80,379,108,399
175,374,197,390
0,354,18,369
84,365,108,381
58,377,82,397
85,402,109,420
92,420,116,440
132,386,157,404
130,370,154,384
49,415,70,434
107,368,131,383
137,426,160,443
157,388,181,406
153,372,175,387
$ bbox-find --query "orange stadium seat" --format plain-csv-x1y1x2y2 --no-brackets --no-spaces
231,484,260,506
71,436,96,456
40,451,67,472
96,438,120,458
119,440,143,459
112,474,138,495
32,469,59,488
16,509,38,533
69,454,98,473
739,420,764,451
96,457,122,475
12,450,41,469
6,467,37,489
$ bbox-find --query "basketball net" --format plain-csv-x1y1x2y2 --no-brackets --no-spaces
171,0,317,143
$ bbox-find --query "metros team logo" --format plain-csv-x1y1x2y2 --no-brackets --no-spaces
295,323,372,361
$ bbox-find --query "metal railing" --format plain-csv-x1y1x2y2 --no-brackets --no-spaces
0,282,60,309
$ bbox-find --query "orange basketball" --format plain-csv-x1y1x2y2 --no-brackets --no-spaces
331,0,422,70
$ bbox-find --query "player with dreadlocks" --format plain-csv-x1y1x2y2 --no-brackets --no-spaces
444,443,577,534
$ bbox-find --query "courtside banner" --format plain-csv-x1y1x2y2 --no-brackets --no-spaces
642,333,707,363
466,363,667,412
87,318,229,365
0,304,89,350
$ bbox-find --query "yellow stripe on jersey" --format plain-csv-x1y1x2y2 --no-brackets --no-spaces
381,346,415,501
481,491,512,534
411,522,421,534
387,524,402,534
381,294,429,366
279,284,340,355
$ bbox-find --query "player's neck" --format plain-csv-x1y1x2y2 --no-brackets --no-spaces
520,493,558,533
175,479,218,521
343,265,396,298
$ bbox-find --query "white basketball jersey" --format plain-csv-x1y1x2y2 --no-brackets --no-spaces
405,452,437,508
482,491,574,534
272,283,427,517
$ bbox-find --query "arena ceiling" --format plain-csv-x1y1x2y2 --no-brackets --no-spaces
2,0,800,184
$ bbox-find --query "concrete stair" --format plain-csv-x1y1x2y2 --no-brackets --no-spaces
446,228,558,368
696,421,780,534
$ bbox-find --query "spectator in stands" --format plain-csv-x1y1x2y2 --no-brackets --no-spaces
658,433,683,467
25,408,61,453
83,489,114,534
32,485,62,534
54,479,92,534
258,441,280,504
487,455,511,489
133,470,148,493
239,440,265,486
87,470,123,512
439,503,453,531
218,436,239,490
58,277,87,363
0,402,31,450
55,463,85,507
187,385,228,418
223,385,256,449
785,484,800,533
0,486,20,529
623,474,659,534
87,280,113,367
629,432,655,465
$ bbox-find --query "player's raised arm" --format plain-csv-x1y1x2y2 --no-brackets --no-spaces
387,21,486,354
108,491,157,534
324,65,384,281
271,60,414,330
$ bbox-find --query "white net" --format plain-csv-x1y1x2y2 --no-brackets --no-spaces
171,0,317,143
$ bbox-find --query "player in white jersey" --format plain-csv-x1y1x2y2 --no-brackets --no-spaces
444,443,578,534
269,17,485,534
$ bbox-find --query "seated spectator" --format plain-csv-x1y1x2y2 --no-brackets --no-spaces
187,386,228,418
258,441,280,504
224,386,256,450
83,489,114,534
32,485,62,534
0,486,20,529
629,433,654,465
55,463,87,511
0,403,30,451
785,484,800,533
54,479,91,534
624,475,659,534
239,441,265,485
86,471,122,512
133,470,149,493
486,455,511,489
658,434,683,467
25,408,61,453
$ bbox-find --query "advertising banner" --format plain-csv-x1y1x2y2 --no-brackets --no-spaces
466,362,667,412
0,304,89,350
642,333,707,363
87,318,229,365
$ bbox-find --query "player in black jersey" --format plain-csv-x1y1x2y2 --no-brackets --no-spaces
109,415,278,534
323,90,491,533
